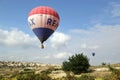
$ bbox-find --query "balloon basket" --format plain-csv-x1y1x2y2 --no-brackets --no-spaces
41,44,44,49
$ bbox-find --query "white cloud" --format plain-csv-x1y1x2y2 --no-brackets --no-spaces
70,24,120,64
70,29,90,34
80,43,99,50
53,52,69,59
43,52,70,59
110,2,120,17
28,52,71,64
72,24,120,47
50,32,71,49
0,28,38,48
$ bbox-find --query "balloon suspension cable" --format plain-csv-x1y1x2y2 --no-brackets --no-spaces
41,43,44,49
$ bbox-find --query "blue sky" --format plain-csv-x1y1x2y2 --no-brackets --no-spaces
0,0,120,65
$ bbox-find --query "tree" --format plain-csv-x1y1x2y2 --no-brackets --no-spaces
101,62,106,66
62,53,90,74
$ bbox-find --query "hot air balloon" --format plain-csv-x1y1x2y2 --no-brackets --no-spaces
92,52,95,56
28,6,60,48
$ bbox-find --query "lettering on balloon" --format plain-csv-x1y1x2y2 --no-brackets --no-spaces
47,18,57,26
29,18,35,26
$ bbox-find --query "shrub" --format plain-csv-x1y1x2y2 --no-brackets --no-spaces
65,72,75,80
62,53,90,74
17,70,51,80
0,75,4,80
105,65,120,80
77,75,95,80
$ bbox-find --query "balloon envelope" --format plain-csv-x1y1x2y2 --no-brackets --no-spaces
28,6,60,48
92,52,95,56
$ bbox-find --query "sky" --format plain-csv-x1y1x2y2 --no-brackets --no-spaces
0,0,120,65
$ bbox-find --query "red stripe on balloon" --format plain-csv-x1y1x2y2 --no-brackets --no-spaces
29,6,60,20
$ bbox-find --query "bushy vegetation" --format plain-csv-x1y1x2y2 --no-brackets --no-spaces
62,53,90,74
16,68,51,80
107,65,120,80
77,75,95,80
0,68,51,80
0,75,4,80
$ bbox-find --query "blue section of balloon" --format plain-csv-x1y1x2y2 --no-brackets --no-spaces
33,28,54,41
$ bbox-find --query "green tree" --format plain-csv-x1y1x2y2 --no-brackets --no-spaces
102,62,106,65
62,61,71,71
62,53,90,74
